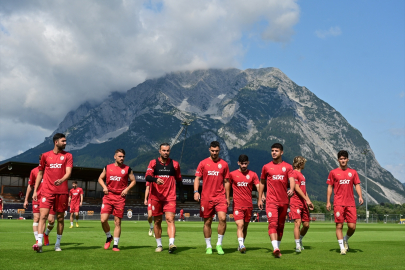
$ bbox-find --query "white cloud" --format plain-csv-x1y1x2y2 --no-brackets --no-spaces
389,128,405,137
0,0,300,160
384,164,405,183
315,26,342,39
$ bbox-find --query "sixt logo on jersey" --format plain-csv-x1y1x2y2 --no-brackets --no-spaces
339,180,350,184
110,176,122,181
301,181,306,186
207,171,220,176
272,175,285,180
157,175,170,178
50,164,62,169
237,182,248,187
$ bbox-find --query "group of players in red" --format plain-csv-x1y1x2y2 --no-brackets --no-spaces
25,133,363,257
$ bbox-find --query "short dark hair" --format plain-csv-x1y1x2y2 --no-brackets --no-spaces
72,180,77,184
271,143,283,151
53,133,65,144
210,141,220,148
238,154,249,163
115,149,126,155
159,143,170,149
337,150,348,159
38,154,42,160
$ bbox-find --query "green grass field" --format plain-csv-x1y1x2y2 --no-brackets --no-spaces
1,220,404,269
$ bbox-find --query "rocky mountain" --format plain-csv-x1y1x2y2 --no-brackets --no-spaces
5,68,405,204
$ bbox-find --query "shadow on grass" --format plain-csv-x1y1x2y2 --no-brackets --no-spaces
223,247,272,254
329,248,363,253
62,245,102,250
121,245,154,250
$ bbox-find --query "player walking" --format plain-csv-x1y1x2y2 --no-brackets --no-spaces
68,181,83,228
179,209,184,222
229,154,260,253
289,156,314,252
326,150,363,255
98,149,136,252
32,133,73,253
145,143,183,253
258,143,295,258
194,141,230,255
0,196,3,219
24,154,56,246
144,182,154,236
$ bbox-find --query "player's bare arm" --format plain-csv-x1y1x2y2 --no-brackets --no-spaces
32,170,43,201
193,176,201,201
326,184,333,211
54,167,72,186
144,186,149,205
98,168,109,195
68,195,71,206
294,184,314,210
121,171,136,197
80,193,83,206
23,185,32,209
255,184,266,202
355,184,364,205
258,179,265,210
287,177,295,197
224,178,230,207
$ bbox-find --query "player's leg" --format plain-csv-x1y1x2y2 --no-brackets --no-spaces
299,205,310,250
75,211,79,227
165,211,177,253
69,212,74,228
101,200,113,249
334,205,346,254
266,204,281,258
54,212,64,251
154,215,163,252
203,217,213,253
112,216,122,251
343,206,357,251
33,213,40,243
276,204,288,242
148,208,154,236
243,208,252,241
235,219,245,252
294,218,302,251
44,211,55,246
216,211,227,255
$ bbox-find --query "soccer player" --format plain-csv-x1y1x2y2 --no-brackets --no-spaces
24,154,56,246
229,154,260,253
179,209,184,222
68,181,83,228
258,143,295,258
144,182,154,236
289,156,314,252
0,196,3,219
98,149,136,252
32,133,73,253
194,141,230,255
145,143,183,253
326,150,363,255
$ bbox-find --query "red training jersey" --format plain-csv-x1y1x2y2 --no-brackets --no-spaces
180,209,184,215
39,150,73,195
105,164,132,195
195,157,229,201
229,169,259,208
326,167,360,207
29,166,42,197
289,170,307,207
69,187,83,206
0,197,3,210
260,161,293,205
145,158,182,201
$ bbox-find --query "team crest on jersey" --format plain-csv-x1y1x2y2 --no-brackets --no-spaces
42,197,46,202
282,167,286,172
64,211,67,217
127,209,133,219
268,212,272,218
246,175,250,180
348,172,352,177
60,156,64,160
218,164,222,169
102,204,105,209
235,210,239,215
336,212,340,217
34,205,38,208
148,204,151,207
152,205,155,211
201,206,204,212
297,209,300,214
121,169,125,174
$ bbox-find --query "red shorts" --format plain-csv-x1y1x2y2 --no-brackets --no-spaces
334,205,357,223
290,204,310,222
40,193,68,213
200,200,228,218
266,203,288,237
147,198,152,211
233,207,253,222
101,194,125,218
70,204,80,213
151,199,176,216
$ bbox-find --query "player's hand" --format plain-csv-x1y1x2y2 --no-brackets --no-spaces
261,195,266,202
80,202,82,206
326,201,331,211
54,179,64,186
194,192,200,202
307,200,314,210
226,198,230,207
156,178,164,185
144,199,147,205
68,202,70,206
287,188,294,197
359,197,364,205
32,191,37,202
258,200,263,210
121,188,128,197
103,187,109,195
23,200,28,209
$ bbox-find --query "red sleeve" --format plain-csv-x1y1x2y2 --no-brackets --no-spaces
223,163,229,179
253,172,259,185
80,188,84,195
66,153,73,168
173,161,182,182
145,160,156,178
326,171,334,185
287,164,293,178
195,161,204,177
291,171,299,183
353,171,361,185
228,172,233,184
260,165,267,180
28,170,35,186
146,182,150,187
39,153,46,171
69,189,72,197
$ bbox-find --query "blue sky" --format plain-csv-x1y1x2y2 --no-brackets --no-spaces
0,0,404,181
242,1,405,181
